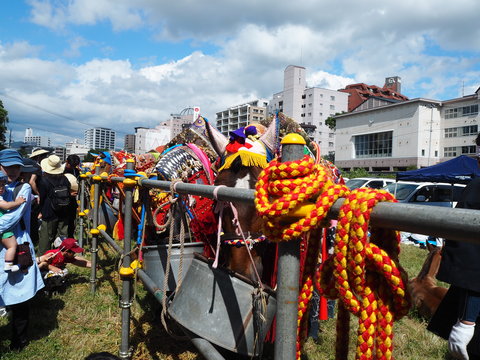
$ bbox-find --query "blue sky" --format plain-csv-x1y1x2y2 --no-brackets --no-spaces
1,0,479,147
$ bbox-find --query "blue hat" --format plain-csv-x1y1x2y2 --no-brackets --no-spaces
229,127,246,141
91,151,112,165
0,170,7,182
0,149,24,167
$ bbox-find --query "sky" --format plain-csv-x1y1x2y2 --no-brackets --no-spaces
1,0,479,148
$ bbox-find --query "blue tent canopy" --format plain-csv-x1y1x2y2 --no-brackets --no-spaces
396,155,480,184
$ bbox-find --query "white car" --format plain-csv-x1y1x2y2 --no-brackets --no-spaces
383,181,466,208
345,177,395,190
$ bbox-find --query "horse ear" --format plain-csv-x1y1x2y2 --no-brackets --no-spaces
190,116,228,157
259,117,278,153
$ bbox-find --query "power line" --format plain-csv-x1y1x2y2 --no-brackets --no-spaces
0,92,130,136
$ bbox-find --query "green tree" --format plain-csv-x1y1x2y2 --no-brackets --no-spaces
0,100,10,150
325,111,347,131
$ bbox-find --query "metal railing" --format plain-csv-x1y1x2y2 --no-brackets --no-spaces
77,143,480,360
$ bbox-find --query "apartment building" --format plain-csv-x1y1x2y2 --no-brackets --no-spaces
24,128,50,147
216,100,268,137
84,127,116,150
268,65,349,156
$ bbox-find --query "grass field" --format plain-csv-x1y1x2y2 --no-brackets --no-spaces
0,242,453,360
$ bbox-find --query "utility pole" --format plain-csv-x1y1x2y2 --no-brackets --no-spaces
427,104,435,166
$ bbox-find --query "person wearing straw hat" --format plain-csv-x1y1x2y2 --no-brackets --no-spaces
37,155,71,255
29,148,50,164
0,149,44,351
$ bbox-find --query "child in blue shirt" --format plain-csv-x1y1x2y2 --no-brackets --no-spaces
0,171,26,272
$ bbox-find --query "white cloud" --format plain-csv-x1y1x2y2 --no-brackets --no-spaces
1,0,478,146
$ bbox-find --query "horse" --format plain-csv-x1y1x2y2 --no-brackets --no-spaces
201,113,325,284
408,242,448,318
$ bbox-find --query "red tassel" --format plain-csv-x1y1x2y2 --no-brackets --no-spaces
319,228,329,320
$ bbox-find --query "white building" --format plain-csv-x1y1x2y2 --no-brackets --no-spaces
216,100,268,137
53,147,66,161
169,107,200,138
334,88,479,171
134,126,171,154
66,139,90,159
24,128,50,147
268,65,349,155
84,127,116,150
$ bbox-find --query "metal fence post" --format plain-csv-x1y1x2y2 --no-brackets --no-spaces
90,165,101,293
78,174,86,248
119,159,135,360
274,134,306,360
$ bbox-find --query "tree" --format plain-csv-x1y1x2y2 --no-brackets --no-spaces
0,100,9,150
325,111,347,131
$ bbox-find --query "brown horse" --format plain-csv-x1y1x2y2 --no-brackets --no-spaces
214,156,267,282
408,243,448,318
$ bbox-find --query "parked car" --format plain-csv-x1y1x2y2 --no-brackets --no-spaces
345,177,395,190
383,181,466,207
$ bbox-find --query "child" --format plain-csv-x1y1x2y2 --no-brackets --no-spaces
0,171,26,272
38,237,91,274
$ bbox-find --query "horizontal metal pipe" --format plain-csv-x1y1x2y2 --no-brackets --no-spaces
99,229,124,254
89,176,480,244
139,178,253,203
139,178,479,243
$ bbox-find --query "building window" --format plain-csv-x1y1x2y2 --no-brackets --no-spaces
462,145,476,154
435,150,438,157
308,112,312,116
462,125,478,136
462,104,479,116
330,105,335,110
330,95,335,101
445,104,478,119
445,108,458,119
328,142,334,147
422,149,425,156
444,147,457,157
444,127,458,138
302,94,306,99
354,131,393,158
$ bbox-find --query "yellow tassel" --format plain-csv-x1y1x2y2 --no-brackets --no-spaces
218,150,268,172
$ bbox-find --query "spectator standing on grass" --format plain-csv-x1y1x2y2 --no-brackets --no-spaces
64,173,79,238
436,132,480,360
0,149,44,351
64,154,81,178
37,155,70,255
20,157,42,246
29,148,50,165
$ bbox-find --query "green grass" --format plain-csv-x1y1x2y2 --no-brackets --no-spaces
0,242,453,360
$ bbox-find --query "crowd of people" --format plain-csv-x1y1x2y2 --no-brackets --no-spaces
0,148,91,351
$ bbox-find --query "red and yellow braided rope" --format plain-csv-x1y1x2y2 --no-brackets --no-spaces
254,155,411,360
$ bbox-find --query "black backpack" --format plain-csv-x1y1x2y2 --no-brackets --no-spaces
47,177,70,211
